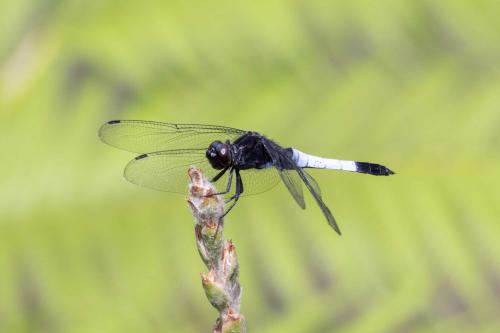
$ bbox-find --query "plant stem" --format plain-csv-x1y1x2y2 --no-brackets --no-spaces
187,167,246,333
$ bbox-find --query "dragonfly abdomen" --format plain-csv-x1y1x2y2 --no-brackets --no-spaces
292,149,357,171
291,149,394,176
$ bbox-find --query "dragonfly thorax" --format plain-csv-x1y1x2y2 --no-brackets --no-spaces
206,140,233,170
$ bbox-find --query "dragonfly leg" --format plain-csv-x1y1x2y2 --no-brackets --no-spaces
222,169,244,217
211,166,229,182
205,167,234,196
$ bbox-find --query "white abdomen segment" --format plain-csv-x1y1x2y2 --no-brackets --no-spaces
292,149,357,171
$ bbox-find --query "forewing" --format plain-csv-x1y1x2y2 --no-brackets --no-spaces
99,120,246,153
124,150,280,196
277,169,305,209
124,149,208,193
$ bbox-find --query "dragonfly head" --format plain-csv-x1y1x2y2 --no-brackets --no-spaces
206,140,233,169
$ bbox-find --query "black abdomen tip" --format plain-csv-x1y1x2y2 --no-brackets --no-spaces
356,162,395,176
135,154,148,160
108,120,121,124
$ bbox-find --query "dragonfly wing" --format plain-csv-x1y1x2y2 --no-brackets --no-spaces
124,149,208,193
277,169,305,209
124,149,280,196
298,169,340,234
99,120,246,153
256,140,305,208
261,140,340,235
238,167,281,196
301,169,321,196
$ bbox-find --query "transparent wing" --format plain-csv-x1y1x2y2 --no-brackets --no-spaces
124,149,280,196
124,149,207,194
99,120,246,153
302,170,321,196
261,140,340,235
298,169,340,235
238,167,281,197
278,169,305,209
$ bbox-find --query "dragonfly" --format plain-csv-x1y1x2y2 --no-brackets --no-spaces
99,120,395,235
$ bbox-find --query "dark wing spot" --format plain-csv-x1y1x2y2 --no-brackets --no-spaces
107,120,121,124
135,154,148,160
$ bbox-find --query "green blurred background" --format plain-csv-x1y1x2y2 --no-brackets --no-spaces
1,1,500,332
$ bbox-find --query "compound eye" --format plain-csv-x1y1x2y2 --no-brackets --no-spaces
220,147,227,156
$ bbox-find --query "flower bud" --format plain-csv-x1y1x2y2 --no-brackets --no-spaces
201,270,229,311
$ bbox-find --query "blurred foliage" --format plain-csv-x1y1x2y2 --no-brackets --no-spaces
1,0,500,332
